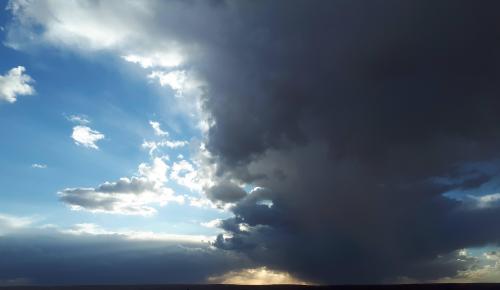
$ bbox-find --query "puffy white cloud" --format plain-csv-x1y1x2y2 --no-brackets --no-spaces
147,70,204,103
0,66,34,103
59,157,183,216
148,70,187,95
71,125,105,149
138,157,169,184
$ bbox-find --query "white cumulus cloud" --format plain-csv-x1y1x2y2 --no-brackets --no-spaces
0,66,34,103
71,125,105,149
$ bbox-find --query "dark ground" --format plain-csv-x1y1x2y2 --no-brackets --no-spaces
3,285,500,290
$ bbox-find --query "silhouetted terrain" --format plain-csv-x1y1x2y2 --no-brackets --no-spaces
3,284,500,290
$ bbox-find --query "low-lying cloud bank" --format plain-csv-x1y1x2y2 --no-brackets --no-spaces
0,217,249,285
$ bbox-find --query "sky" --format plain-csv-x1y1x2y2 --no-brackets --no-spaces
1,0,500,286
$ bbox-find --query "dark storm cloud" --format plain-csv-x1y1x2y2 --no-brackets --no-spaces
0,229,249,285
173,0,500,284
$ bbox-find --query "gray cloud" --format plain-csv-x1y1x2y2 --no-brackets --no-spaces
58,177,178,216
205,182,247,203
58,177,154,214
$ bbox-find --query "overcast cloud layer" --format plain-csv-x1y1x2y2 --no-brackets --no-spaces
5,0,500,285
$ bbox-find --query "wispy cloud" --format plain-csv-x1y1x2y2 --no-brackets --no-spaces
149,120,168,136
142,120,189,156
142,140,188,156
31,163,47,169
65,114,90,125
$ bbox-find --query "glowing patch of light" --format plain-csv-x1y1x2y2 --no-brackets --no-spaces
208,267,310,285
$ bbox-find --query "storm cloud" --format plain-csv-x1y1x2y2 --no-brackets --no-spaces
193,0,500,284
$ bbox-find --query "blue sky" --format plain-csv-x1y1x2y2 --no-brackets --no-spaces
0,3,228,238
